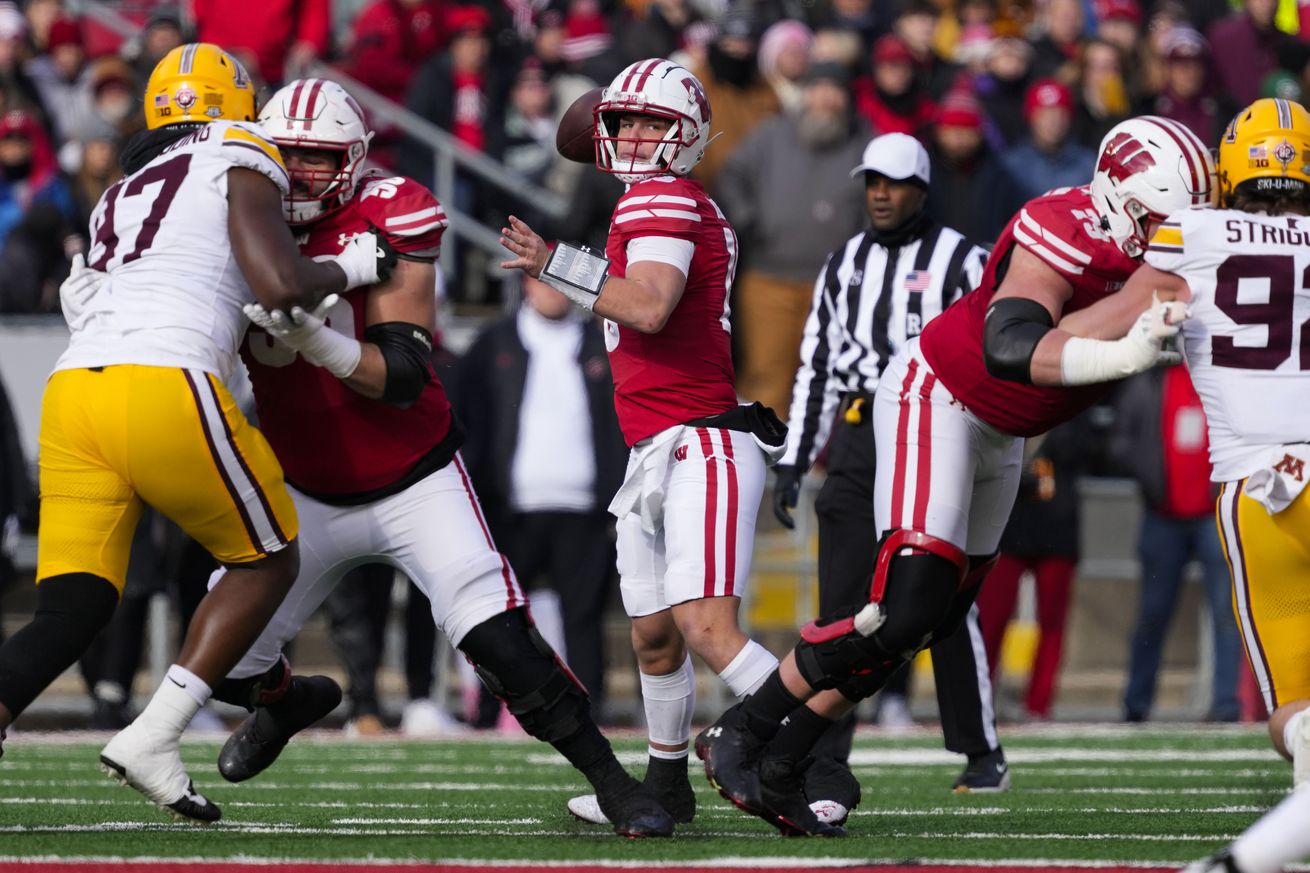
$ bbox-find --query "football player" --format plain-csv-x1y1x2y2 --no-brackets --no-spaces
1105,98,1310,873
696,115,1214,834
500,59,795,832
0,44,394,822
205,78,671,838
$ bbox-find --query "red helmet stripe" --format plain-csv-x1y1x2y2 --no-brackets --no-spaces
287,79,308,124
633,59,662,92
1143,116,1205,205
302,78,326,130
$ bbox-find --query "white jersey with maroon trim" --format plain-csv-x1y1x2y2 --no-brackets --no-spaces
918,185,1141,437
604,175,739,445
1145,208,1310,481
241,172,454,496
57,121,290,382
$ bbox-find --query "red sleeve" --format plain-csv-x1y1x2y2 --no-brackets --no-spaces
1009,193,1096,281
611,179,703,244
354,176,447,259
295,0,332,52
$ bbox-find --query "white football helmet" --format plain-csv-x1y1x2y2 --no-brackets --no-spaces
258,78,374,225
1089,115,1214,259
595,59,713,183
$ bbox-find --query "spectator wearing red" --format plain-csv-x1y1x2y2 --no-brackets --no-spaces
1092,0,1142,55
0,4,45,130
1142,26,1232,145
192,0,330,86
853,35,935,139
925,89,1019,242
342,0,451,103
1205,0,1294,107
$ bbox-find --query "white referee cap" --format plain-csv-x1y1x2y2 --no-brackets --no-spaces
850,132,930,186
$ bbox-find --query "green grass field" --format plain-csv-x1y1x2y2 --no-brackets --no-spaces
0,724,1294,871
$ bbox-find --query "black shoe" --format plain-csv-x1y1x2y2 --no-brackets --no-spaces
952,749,1010,793
643,757,696,823
90,698,134,731
802,755,861,826
596,776,675,838
694,702,769,815
756,756,846,837
218,675,342,783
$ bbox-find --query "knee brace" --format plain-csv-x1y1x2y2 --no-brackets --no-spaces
459,607,589,744
0,573,118,717
212,654,291,711
794,530,966,691
922,552,998,648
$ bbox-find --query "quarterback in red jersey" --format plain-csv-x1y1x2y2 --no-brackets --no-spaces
210,79,673,839
696,116,1213,835
500,58,789,832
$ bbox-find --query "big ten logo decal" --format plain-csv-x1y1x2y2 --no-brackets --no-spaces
247,296,355,368
1097,132,1156,183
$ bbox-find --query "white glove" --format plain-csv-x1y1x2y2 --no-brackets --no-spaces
243,294,362,379
330,230,398,291
60,253,108,332
1060,292,1188,386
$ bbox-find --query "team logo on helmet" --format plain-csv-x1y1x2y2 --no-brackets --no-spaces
1097,132,1157,184
174,87,197,110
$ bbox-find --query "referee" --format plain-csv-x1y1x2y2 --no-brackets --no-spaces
774,133,1008,813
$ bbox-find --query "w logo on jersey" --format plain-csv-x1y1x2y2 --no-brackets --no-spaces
674,445,689,462
1097,132,1156,183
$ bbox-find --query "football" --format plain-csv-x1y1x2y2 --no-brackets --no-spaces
556,86,604,164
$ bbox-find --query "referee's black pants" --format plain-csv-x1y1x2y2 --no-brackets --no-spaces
810,398,1001,763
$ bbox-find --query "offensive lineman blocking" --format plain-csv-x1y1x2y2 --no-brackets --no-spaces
501,58,791,831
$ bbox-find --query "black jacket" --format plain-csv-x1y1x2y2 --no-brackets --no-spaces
454,314,626,521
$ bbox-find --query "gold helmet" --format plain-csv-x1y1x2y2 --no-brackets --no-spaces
144,43,255,130
1217,97,1310,204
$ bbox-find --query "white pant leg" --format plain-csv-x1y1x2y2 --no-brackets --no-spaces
873,340,1023,555
662,427,765,607
617,446,669,618
225,486,367,678
385,454,526,647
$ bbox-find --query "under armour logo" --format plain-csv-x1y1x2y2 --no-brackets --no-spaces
1274,453,1305,482
674,446,688,462
704,726,723,738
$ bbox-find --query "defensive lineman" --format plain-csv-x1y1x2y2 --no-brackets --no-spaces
0,44,393,821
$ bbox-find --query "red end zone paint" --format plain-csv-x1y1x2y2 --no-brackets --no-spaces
2,859,1189,865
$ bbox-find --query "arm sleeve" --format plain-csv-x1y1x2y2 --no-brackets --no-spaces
625,236,694,275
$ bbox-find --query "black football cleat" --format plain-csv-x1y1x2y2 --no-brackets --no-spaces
695,702,769,815
803,755,862,827
595,777,675,838
643,756,696,823
952,748,1011,793
218,675,342,783
756,755,846,837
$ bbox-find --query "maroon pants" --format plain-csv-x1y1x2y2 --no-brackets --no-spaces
975,554,1076,719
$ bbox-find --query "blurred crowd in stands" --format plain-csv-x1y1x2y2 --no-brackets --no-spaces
0,0,1303,312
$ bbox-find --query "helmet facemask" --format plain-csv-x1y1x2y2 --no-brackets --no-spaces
595,106,692,183
282,139,368,225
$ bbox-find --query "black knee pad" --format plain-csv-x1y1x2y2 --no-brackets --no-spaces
212,654,291,711
0,573,118,717
833,655,908,702
871,553,966,655
794,607,896,691
459,607,589,744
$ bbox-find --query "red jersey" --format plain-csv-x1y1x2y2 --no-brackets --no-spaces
241,173,453,497
604,176,739,445
919,185,1140,437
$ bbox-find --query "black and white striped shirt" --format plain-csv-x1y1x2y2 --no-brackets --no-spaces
781,221,989,470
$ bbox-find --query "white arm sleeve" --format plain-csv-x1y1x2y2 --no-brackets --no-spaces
626,236,694,276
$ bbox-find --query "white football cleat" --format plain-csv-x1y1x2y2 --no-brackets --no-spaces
567,793,610,825
809,799,850,826
400,699,467,737
100,720,220,822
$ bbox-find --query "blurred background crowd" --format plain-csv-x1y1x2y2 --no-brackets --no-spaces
0,0,1291,734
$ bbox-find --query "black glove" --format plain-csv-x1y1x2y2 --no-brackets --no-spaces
772,464,801,530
